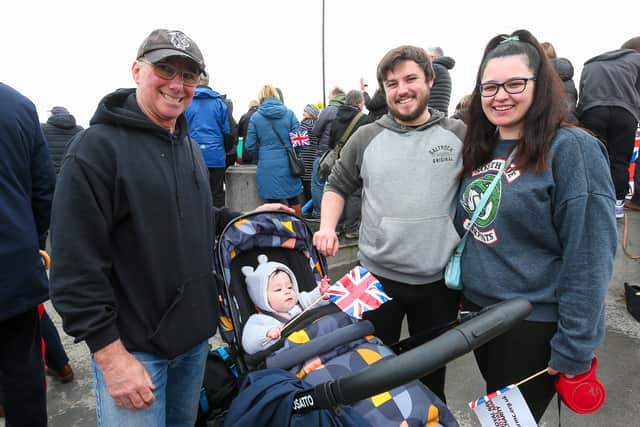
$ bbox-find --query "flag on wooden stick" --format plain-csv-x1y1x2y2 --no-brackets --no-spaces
469,384,537,427
327,266,391,319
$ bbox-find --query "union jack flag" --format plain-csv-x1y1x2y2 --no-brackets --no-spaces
468,384,516,409
289,130,310,147
327,266,391,319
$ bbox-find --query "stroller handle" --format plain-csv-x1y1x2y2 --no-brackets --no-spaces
309,297,532,409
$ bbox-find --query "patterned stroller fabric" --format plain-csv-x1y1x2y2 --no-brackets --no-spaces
268,310,458,427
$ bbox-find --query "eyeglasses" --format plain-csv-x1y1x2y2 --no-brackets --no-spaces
478,77,536,97
139,58,201,86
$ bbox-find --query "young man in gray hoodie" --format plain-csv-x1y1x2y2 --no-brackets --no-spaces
313,45,465,403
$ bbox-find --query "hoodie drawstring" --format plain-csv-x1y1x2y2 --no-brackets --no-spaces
170,137,183,219
186,136,200,189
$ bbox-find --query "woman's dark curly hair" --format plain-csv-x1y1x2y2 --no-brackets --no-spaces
462,29,569,176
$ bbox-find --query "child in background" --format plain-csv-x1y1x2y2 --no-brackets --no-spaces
241,254,329,354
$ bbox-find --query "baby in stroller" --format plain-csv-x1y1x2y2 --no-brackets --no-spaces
215,211,458,426
241,254,330,354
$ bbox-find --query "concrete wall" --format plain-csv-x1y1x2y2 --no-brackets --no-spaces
225,164,265,213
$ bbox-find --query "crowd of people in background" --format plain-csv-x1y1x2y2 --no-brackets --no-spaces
1,25,640,426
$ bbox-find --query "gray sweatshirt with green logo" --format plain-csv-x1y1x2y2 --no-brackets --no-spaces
455,127,616,374
325,109,465,284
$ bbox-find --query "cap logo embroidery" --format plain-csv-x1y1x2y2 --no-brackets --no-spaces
169,31,190,50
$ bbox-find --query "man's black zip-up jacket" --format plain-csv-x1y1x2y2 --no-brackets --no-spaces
50,89,240,358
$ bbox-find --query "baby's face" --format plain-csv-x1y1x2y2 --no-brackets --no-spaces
267,270,297,312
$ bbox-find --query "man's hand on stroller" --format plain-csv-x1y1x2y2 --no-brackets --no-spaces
313,228,340,257
250,203,295,214
93,339,156,410
312,191,345,256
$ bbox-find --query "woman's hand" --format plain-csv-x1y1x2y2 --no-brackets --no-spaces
547,367,575,378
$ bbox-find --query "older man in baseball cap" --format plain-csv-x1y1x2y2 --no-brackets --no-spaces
49,29,291,426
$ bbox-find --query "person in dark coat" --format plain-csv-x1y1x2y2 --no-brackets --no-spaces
427,46,455,116
41,106,83,175
0,82,56,427
238,100,259,140
542,42,578,123
238,100,259,164
362,85,388,120
577,36,640,217
327,90,372,238
309,87,346,218
49,29,292,426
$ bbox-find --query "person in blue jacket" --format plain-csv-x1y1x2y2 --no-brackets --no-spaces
0,82,56,426
245,85,303,215
184,73,232,207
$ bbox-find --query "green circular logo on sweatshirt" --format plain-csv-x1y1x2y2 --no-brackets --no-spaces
462,174,501,228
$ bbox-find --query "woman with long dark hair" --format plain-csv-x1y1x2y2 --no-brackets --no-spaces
456,30,617,421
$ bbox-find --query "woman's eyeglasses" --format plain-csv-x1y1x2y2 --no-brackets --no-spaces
478,77,536,97
139,58,201,86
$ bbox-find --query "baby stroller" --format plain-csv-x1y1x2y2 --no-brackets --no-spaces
201,211,531,426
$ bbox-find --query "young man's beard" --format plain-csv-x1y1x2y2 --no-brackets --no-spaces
388,93,429,124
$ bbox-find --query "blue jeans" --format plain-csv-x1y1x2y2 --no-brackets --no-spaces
92,341,208,427
311,157,325,218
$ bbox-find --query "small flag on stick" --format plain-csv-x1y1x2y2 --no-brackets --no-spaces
469,384,537,427
327,266,391,319
289,130,310,147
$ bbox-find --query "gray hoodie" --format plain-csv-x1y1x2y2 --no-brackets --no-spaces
326,109,465,284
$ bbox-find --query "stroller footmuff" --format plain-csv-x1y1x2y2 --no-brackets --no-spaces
263,308,458,426
226,368,370,426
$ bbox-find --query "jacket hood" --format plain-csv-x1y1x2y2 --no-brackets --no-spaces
242,254,299,313
585,48,637,65
257,97,288,119
433,56,455,70
90,88,189,139
193,86,224,100
329,93,346,107
47,113,78,129
376,108,445,133
335,105,362,124
550,57,574,80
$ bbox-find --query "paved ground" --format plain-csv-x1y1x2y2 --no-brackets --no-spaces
2,210,639,427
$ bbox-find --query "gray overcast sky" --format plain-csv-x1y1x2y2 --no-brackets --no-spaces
4,0,637,127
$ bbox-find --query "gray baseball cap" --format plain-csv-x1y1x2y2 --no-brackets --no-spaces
137,29,205,73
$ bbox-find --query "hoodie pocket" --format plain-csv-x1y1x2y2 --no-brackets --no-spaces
148,272,221,358
369,215,459,277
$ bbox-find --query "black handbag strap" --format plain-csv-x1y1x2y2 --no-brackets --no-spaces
266,120,293,152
